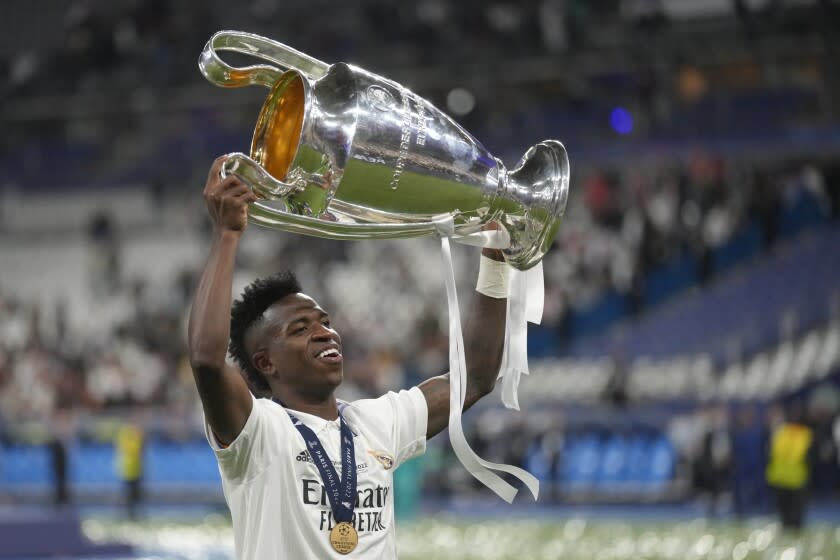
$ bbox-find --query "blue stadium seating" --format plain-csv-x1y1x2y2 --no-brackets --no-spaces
524,442,554,483
0,445,50,485
710,222,763,275
567,292,630,340
0,429,678,499
568,224,840,362
597,436,630,489
644,253,699,307
70,444,119,487
0,440,220,491
778,188,829,240
647,439,676,488
560,435,602,492
547,432,676,495
528,324,560,357
145,441,221,485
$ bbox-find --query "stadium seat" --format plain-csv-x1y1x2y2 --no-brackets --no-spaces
645,438,675,488
778,189,829,239
643,253,699,308
710,222,763,275
561,436,602,492
70,444,119,487
597,436,630,491
0,445,50,486
567,291,630,339
524,442,554,483
145,441,220,484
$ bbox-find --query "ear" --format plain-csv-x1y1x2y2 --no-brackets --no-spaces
252,349,274,377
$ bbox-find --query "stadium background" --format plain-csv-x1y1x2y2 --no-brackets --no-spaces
1,0,839,558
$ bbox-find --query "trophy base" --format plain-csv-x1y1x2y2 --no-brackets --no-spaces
501,140,570,271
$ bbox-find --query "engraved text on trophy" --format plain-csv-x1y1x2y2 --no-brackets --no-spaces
381,90,430,191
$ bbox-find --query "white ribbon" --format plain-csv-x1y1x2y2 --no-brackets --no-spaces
433,216,540,503
498,262,544,411
450,227,511,250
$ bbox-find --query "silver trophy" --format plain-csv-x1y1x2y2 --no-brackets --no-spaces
199,31,569,270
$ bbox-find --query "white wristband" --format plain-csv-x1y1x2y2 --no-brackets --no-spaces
476,255,510,298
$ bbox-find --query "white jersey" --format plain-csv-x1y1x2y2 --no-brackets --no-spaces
205,387,428,560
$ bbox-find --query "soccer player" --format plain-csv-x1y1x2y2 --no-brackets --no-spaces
188,156,509,558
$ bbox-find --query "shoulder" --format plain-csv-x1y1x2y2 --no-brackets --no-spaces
343,387,428,454
345,387,427,422
220,396,292,447
252,396,294,431
205,396,295,484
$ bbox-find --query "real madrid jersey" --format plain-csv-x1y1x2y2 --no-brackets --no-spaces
204,387,428,560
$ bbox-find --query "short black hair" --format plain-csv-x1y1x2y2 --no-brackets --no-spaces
229,271,302,397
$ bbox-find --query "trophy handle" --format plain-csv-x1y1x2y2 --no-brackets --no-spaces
220,153,306,198
247,202,444,240
221,153,438,239
247,201,512,247
199,31,330,88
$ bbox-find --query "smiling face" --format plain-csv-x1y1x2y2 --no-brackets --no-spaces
248,293,344,402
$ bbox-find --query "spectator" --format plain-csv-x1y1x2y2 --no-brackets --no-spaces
766,402,814,531
731,406,769,517
693,407,732,517
115,417,145,520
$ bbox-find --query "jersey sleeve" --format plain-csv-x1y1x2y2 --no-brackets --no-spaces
353,386,428,469
203,394,276,484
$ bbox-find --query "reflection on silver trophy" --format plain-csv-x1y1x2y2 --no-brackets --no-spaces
199,31,570,269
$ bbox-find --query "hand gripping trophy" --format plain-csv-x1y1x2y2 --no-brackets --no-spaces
199,31,569,270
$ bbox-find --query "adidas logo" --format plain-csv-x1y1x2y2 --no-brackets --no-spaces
295,450,368,472
295,450,313,463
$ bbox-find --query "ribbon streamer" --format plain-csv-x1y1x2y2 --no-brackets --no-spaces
433,216,540,503
498,262,544,410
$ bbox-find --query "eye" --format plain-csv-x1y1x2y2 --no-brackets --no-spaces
294,325,307,335
322,319,331,328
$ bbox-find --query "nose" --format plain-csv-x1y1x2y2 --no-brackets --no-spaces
312,323,336,342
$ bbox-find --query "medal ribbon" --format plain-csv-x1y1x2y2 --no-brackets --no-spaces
286,409,356,523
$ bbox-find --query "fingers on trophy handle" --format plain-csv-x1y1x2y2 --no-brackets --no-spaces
220,153,302,200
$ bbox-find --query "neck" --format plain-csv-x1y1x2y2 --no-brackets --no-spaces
273,391,339,421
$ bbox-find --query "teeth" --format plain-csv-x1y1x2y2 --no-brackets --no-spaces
318,348,340,358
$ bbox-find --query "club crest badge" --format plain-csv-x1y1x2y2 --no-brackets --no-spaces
368,450,395,470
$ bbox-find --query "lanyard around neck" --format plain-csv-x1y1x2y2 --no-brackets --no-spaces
279,401,357,522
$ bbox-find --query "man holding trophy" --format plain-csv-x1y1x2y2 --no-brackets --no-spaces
190,155,510,558
189,31,569,558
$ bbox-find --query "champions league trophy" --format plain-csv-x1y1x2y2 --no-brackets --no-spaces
199,31,569,270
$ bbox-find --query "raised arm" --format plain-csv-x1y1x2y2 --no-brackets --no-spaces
419,248,507,439
188,156,258,444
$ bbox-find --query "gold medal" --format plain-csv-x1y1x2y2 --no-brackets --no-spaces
329,521,358,554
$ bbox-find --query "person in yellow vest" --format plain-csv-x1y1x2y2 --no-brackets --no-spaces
115,420,145,520
765,404,813,530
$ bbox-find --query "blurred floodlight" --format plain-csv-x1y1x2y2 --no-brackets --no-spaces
447,88,475,116
609,107,633,135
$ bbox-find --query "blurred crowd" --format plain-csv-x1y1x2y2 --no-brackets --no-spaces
4,0,837,94
4,0,839,163
0,154,837,436
670,393,840,524
542,155,838,327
